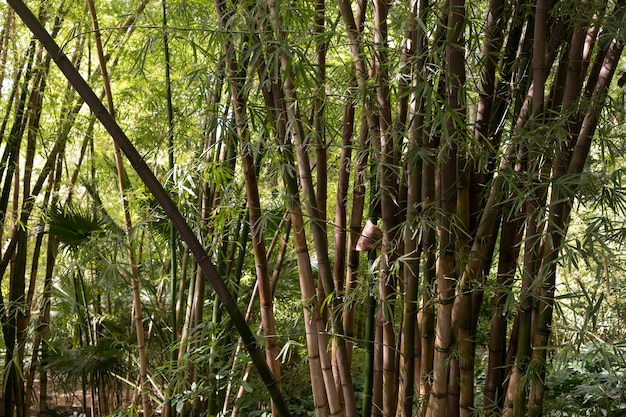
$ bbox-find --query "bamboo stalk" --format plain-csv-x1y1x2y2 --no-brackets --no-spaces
397,2,425,413
86,0,151,413
427,0,465,415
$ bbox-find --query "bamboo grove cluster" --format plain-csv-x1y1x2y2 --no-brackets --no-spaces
0,0,625,416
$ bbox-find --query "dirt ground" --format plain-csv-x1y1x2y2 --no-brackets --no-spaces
24,379,92,417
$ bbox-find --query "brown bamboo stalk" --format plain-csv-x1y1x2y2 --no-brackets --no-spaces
279,85,343,416
332,70,356,413
427,0,465,415
505,179,545,417
502,11,550,417
398,1,426,413
532,0,547,116
334,89,354,307
86,1,151,413
523,18,587,416
415,20,450,411
443,148,513,417
335,5,374,383
419,129,437,417
503,5,618,415
263,0,354,411
313,0,327,221
239,123,282,416
20,19,54,326
244,9,329,410
373,310,384,417
343,115,368,362
481,214,521,414
427,161,456,417
473,0,506,148
498,11,573,417
24,168,53,415
399,103,421,417
372,1,401,413
450,139,474,417
229,217,290,417
337,0,368,89
288,195,330,416
210,1,284,412
281,118,341,416
0,9,15,94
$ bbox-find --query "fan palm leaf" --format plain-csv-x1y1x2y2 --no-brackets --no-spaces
44,337,128,388
47,203,104,249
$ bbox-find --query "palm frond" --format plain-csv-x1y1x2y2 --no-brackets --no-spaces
47,203,104,249
44,338,128,388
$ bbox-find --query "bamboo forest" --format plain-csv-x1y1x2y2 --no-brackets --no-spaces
1,0,626,415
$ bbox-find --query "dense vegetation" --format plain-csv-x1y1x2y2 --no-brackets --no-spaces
1,0,626,416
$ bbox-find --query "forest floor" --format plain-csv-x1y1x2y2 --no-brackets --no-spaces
28,379,92,417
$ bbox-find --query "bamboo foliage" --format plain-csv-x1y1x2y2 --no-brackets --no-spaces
1,0,626,416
